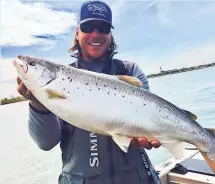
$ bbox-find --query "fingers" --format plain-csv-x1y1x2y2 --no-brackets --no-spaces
16,77,36,101
150,140,161,148
16,77,22,85
137,137,152,149
130,137,161,150
17,82,27,96
16,81,34,100
25,89,35,100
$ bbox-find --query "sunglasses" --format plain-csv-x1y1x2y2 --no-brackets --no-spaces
80,22,111,34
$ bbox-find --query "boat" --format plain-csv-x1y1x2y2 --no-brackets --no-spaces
155,150,215,184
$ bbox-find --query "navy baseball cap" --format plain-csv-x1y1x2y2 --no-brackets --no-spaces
77,1,114,28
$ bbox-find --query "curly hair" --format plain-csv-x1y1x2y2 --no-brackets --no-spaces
68,34,118,58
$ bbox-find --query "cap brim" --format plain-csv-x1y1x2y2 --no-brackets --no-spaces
78,18,114,29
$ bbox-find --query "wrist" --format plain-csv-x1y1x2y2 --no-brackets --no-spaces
29,100,50,114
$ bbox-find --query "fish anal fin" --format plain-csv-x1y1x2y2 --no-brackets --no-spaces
201,152,215,173
46,89,66,99
162,141,199,160
111,134,132,153
117,75,142,87
182,109,197,121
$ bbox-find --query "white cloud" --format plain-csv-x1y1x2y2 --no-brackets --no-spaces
109,0,125,23
1,0,77,47
155,1,172,26
159,43,215,69
0,57,19,99
0,57,18,81
117,42,215,75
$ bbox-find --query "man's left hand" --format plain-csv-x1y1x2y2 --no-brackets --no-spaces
130,137,161,150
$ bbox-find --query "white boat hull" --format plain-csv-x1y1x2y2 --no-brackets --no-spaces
155,152,215,184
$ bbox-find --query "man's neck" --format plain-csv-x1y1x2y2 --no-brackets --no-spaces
82,56,107,62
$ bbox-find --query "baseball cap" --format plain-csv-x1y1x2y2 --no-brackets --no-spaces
77,1,114,28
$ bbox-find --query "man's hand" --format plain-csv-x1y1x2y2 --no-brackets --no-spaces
16,76,49,112
16,77,35,100
130,137,161,150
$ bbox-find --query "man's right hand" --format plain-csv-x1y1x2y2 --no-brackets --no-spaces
16,77,49,112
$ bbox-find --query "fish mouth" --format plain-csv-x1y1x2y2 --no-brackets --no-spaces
14,55,28,73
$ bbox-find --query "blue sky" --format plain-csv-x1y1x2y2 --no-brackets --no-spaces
1,0,215,98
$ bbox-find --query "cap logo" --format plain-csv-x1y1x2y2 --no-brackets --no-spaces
87,3,107,17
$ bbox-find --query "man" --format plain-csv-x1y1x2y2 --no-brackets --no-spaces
16,1,161,183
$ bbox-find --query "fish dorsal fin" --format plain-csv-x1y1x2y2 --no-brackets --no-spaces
46,89,66,99
117,75,142,87
205,128,215,136
182,109,197,120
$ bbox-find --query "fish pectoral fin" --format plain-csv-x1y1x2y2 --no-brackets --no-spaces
117,75,142,87
182,109,197,120
111,134,132,153
46,89,66,99
162,141,199,160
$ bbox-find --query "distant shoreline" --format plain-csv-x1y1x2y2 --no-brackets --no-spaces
147,62,215,79
1,62,215,105
1,96,27,105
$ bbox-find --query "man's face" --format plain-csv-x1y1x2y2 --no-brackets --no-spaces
76,20,112,61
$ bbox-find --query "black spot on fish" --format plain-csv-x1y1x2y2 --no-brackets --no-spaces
63,88,65,90
96,83,98,85
77,87,79,89
62,78,65,81
86,83,89,85
98,88,100,90
108,92,110,94
35,67,37,70
68,91,70,93
114,94,116,96
114,87,117,90
68,77,70,80
89,89,92,91
123,95,125,98
144,104,146,106
130,102,132,104
104,85,106,87
70,79,73,82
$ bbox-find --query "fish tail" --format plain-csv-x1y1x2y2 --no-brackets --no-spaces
201,128,215,173
200,151,215,173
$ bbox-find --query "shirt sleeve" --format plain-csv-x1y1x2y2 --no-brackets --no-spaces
28,103,62,151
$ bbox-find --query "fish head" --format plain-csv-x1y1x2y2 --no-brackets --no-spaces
13,55,57,88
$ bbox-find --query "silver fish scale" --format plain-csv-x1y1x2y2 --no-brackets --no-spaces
54,65,212,149
56,65,209,141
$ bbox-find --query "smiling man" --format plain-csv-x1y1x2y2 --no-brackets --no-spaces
15,1,161,184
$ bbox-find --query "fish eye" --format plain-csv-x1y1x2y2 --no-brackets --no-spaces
28,60,36,66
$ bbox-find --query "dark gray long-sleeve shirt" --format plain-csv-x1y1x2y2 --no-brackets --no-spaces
28,61,150,151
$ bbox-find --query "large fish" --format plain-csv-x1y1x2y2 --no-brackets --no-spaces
13,55,215,174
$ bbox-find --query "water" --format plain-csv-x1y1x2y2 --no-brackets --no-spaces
0,67,215,184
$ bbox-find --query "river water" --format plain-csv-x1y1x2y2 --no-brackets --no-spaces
0,67,215,184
